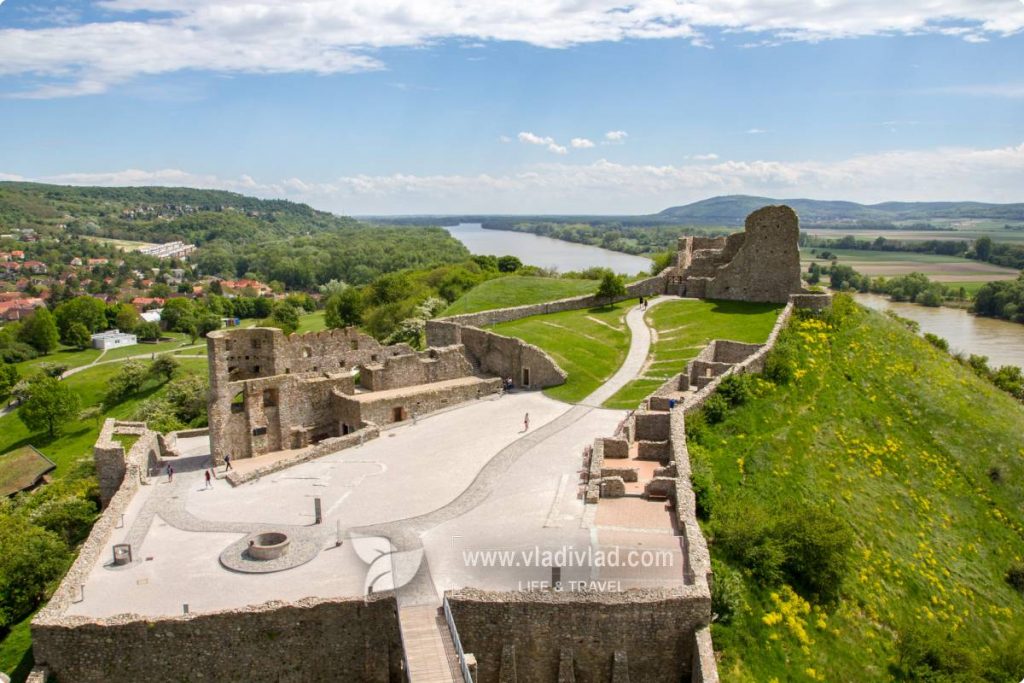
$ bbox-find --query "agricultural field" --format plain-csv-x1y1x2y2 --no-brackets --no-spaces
490,302,631,403
603,299,784,409
694,299,1024,680
442,276,600,316
802,227,1024,244
81,235,161,251
801,248,1019,282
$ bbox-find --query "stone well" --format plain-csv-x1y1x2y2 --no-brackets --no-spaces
247,532,290,561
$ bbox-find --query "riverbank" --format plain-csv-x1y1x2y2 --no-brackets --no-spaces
854,293,1024,369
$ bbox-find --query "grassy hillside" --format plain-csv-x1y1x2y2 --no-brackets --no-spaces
490,302,631,403
603,299,783,409
692,296,1024,681
442,276,600,316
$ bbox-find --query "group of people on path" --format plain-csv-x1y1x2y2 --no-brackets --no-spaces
638,296,650,311
165,452,233,490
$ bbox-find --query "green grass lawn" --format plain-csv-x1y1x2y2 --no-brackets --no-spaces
0,357,208,478
695,299,1024,680
443,276,600,316
801,248,972,264
602,299,784,409
490,302,631,403
294,310,327,334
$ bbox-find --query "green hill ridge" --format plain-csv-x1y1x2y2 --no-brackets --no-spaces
692,296,1024,681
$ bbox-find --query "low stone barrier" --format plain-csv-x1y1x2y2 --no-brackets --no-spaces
226,424,381,486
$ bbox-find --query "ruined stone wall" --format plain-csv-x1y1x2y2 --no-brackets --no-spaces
32,594,404,683
448,588,710,683
360,345,474,392
702,205,804,304
428,275,666,331
334,377,502,427
93,420,157,508
206,326,415,461
458,327,567,389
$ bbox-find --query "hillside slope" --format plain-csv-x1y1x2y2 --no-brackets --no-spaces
658,195,1024,226
691,296,1024,681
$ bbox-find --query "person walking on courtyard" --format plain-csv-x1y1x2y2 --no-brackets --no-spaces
523,412,529,431
224,454,232,471
166,464,174,482
204,470,212,489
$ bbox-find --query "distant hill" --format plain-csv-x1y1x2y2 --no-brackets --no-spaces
657,195,1024,226
0,181,363,244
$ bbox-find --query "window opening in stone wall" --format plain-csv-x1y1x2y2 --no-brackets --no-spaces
262,388,278,408
230,391,245,413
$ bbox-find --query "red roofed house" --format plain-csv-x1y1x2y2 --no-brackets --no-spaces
131,296,165,312
23,261,48,274
0,297,45,321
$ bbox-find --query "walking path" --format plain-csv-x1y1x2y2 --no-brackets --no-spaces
579,296,668,407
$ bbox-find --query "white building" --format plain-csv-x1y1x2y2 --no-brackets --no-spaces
140,309,162,324
91,330,138,350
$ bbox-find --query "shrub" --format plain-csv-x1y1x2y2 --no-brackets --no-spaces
923,333,949,352
763,337,797,385
710,559,747,624
714,500,853,604
1005,562,1024,593
29,494,98,546
717,373,752,406
104,360,149,405
690,451,716,520
890,622,979,682
702,393,729,424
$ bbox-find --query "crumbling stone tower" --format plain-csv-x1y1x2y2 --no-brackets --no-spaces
669,204,804,303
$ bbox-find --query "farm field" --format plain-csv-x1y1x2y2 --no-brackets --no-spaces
802,227,1024,244
801,248,1019,282
695,298,1024,680
443,276,600,316
603,299,783,409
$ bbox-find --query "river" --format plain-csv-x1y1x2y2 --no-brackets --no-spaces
854,293,1024,369
445,223,653,276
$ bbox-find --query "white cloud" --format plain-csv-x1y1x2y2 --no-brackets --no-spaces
15,142,1024,214
571,137,596,149
604,130,628,142
5,1,1021,98
691,153,719,161
746,128,767,135
518,131,555,146
518,131,567,154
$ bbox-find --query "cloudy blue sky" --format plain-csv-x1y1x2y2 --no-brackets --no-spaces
1,0,1023,214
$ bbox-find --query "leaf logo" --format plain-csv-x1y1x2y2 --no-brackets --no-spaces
349,534,424,595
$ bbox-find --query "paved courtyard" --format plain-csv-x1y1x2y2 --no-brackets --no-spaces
68,301,686,619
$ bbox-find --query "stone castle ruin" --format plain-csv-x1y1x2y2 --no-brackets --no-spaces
29,206,829,683
668,204,804,303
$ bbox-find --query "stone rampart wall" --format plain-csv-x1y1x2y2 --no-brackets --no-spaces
447,588,710,683
32,594,403,683
458,327,567,389
430,275,665,330
360,345,474,391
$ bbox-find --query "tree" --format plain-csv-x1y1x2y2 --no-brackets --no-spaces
160,298,195,332
165,375,209,423
104,360,149,406
0,515,71,628
974,236,993,261
150,355,179,383
196,313,223,338
66,322,92,350
263,302,300,335
54,296,107,342
18,375,81,438
596,272,626,306
0,363,18,401
497,255,523,273
112,303,140,333
325,287,364,329
135,321,161,341
17,308,60,355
